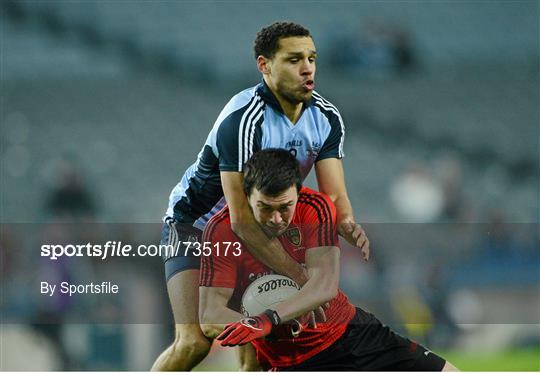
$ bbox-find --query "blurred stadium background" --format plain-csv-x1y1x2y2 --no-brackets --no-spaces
1,0,539,370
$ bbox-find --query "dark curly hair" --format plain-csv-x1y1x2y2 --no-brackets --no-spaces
253,21,311,59
243,149,302,197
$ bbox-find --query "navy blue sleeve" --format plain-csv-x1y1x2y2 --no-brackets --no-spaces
216,110,243,172
316,109,345,161
216,96,264,172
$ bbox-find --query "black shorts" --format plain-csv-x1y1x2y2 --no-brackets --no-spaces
160,217,202,281
280,308,446,371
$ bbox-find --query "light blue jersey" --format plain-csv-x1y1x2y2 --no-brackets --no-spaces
165,81,345,230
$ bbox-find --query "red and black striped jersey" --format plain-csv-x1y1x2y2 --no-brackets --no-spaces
200,186,356,368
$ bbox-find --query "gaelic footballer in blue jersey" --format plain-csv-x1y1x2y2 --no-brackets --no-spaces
152,21,370,371
166,81,345,235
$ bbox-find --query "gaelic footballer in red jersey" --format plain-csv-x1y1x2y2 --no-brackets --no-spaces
199,149,457,371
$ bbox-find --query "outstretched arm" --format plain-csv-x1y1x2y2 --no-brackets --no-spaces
315,158,370,261
221,171,308,285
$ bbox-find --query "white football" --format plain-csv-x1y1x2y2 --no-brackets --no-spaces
241,274,300,316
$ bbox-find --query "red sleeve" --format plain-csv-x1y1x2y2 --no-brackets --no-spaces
297,192,339,249
199,212,238,288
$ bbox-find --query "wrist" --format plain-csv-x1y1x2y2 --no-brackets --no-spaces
263,309,281,327
338,215,356,225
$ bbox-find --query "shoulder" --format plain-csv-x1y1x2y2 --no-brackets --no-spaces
213,84,266,170
297,187,337,222
309,91,345,159
203,207,234,240
215,85,264,131
296,187,338,247
310,91,343,122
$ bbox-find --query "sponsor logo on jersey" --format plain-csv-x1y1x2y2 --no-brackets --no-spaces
307,141,321,160
286,140,303,148
248,270,274,282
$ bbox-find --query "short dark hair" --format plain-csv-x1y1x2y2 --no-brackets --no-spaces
243,149,302,197
253,21,311,59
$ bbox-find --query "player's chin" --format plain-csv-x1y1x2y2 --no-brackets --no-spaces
299,89,313,100
297,92,313,104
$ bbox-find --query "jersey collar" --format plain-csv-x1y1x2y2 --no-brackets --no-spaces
257,80,315,115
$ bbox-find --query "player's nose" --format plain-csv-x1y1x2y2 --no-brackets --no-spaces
300,59,314,76
270,211,282,224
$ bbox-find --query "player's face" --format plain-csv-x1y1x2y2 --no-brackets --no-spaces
265,37,317,104
248,186,298,237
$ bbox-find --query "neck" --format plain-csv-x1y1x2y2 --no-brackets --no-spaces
278,96,303,124
265,78,303,123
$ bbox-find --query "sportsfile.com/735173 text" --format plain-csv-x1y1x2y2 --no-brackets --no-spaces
40,241,242,261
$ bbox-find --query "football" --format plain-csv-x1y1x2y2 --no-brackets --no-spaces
241,274,300,316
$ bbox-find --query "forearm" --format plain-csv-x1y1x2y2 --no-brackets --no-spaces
315,158,357,225
232,210,307,285
332,193,355,224
273,277,335,322
273,248,339,322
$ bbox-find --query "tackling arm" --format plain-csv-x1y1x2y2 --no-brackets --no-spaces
315,158,353,224
221,171,308,285
315,158,370,260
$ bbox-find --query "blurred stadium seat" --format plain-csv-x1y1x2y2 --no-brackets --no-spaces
1,0,538,370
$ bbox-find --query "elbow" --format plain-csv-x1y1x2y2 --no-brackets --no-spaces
230,221,243,236
229,212,245,235
328,192,347,205
229,205,254,237
230,218,251,239
230,222,248,243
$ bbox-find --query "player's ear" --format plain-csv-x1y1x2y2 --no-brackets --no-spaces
257,55,271,75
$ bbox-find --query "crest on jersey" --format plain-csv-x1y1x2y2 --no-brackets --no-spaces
307,141,321,160
283,227,301,246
